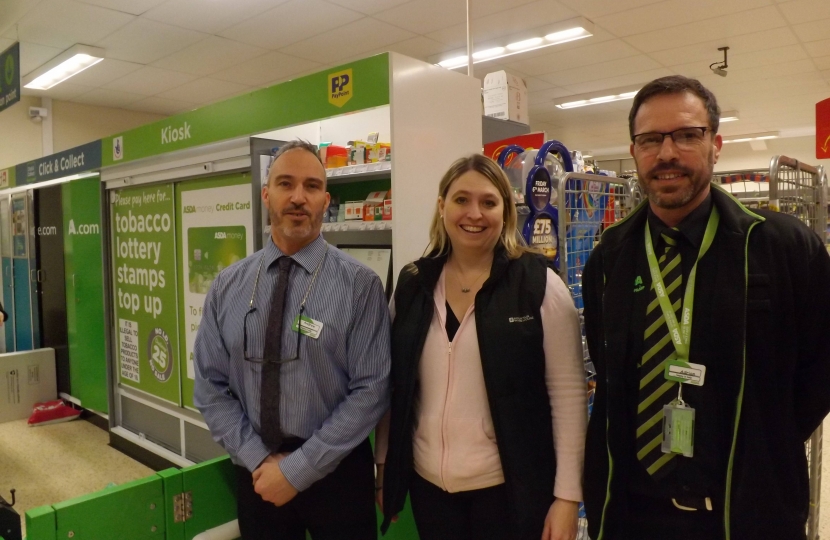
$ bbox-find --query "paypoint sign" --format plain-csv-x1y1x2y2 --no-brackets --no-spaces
328,68,353,107
0,42,20,114
817,97,830,160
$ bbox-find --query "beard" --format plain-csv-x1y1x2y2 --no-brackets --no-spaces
638,151,714,210
270,204,323,241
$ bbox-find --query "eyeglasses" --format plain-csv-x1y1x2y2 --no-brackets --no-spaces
243,305,305,364
632,127,711,152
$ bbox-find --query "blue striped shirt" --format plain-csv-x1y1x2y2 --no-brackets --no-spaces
193,234,391,491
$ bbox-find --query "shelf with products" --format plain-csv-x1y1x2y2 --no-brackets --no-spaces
326,161,391,184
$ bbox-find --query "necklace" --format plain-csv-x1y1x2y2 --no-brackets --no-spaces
452,260,490,293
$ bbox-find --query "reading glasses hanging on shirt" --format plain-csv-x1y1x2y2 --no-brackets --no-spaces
242,245,329,364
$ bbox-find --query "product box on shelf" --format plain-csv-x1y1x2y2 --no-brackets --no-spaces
483,70,528,124
363,190,388,221
324,145,348,169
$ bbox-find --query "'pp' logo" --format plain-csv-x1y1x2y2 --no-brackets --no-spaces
328,69,353,108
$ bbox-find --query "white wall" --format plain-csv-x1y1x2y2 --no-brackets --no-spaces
0,97,165,171
52,101,164,153
0,96,43,170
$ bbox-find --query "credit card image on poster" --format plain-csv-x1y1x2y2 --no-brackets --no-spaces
188,226,247,294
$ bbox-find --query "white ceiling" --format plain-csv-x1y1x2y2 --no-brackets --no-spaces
1,0,828,156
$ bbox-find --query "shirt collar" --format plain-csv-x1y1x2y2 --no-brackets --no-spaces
647,191,713,249
264,234,328,274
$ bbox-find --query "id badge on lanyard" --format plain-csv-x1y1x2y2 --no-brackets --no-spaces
644,206,719,457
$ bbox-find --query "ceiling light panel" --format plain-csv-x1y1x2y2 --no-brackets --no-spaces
23,45,105,90
433,17,594,69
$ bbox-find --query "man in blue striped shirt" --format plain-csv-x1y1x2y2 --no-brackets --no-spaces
194,140,390,539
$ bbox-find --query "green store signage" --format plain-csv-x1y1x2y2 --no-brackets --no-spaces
0,42,20,114
113,183,181,404
104,54,389,166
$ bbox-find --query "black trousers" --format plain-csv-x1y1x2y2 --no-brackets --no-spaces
613,491,724,540
235,438,376,540
409,473,511,540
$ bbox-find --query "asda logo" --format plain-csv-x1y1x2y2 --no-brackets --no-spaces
67,219,100,236
214,231,243,240
183,206,195,213
161,122,191,144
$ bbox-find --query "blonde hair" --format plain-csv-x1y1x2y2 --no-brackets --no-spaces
426,154,531,260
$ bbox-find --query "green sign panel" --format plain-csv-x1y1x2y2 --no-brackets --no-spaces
113,183,181,404
0,42,20,114
176,174,254,410
103,54,389,166
63,177,108,413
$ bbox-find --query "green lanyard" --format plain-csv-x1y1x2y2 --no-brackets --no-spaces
644,206,720,362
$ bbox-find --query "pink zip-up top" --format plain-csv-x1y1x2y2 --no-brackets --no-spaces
376,266,587,502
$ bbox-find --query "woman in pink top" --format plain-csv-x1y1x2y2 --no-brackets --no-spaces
375,155,587,540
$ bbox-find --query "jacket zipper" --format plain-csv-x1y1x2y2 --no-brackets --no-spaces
723,219,761,539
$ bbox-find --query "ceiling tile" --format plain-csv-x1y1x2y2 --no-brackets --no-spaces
669,44,809,78
803,39,830,58
814,56,830,71
525,77,555,92
14,0,134,49
374,0,466,35
103,66,196,95
503,39,641,77
462,0,580,45
540,55,662,87
19,42,64,77
143,0,288,34
556,0,664,19
152,36,267,76
778,0,830,24
96,18,208,64
325,0,410,15
792,20,830,42
469,0,541,18
0,38,14,51
595,0,772,38
220,0,364,50
62,58,143,86
73,0,168,15
156,77,251,104
211,51,321,87
384,36,448,60
71,87,145,108
559,67,675,95
280,18,415,63
124,96,195,115
21,82,95,101
648,27,799,66
623,6,785,53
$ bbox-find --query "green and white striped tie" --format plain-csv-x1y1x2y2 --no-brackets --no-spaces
636,227,683,478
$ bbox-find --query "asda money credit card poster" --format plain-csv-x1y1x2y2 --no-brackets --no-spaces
177,175,254,409
113,184,181,404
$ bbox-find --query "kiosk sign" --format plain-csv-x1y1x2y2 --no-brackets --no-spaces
0,43,20,114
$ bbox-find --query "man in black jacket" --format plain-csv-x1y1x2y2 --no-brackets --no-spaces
582,75,830,540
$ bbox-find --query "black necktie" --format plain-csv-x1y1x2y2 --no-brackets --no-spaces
260,256,293,452
637,227,683,478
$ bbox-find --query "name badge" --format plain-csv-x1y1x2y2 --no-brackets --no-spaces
292,315,323,339
662,401,695,457
664,360,706,386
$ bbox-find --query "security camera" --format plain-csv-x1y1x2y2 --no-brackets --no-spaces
710,46,729,78
28,107,48,122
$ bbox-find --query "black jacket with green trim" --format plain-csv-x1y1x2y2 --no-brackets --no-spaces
582,184,830,540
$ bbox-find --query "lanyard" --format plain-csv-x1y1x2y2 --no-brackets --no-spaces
248,244,329,311
644,206,719,361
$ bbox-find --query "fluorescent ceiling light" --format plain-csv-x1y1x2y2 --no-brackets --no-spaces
545,27,590,42
556,88,641,109
720,110,739,122
23,44,104,90
507,38,544,51
434,18,594,69
721,131,779,144
473,47,505,60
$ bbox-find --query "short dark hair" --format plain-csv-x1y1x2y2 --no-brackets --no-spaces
628,76,721,140
266,139,324,185
274,139,322,163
